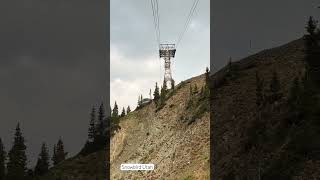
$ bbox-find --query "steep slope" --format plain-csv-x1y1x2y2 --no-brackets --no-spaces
36,150,106,180
211,38,320,179
111,74,210,179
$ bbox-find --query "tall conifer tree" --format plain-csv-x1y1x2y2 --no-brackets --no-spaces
153,82,160,103
7,123,27,180
121,107,126,117
162,79,167,93
88,106,96,142
93,103,107,147
34,143,49,176
160,80,168,104
98,103,106,136
205,67,210,85
54,138,67,165
171,79,175,89
51,145,57,166
112,101,118,118
126,106,131,114
0,138,5,180
306,16,317,36
305,16,320,85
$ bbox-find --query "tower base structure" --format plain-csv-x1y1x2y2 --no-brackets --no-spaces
159,44,176,89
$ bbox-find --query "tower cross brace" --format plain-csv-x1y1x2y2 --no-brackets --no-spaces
159,44,176,88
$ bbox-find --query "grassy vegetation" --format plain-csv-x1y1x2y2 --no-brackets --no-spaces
184,82,210,125
182,175,196,180
35,151,106,180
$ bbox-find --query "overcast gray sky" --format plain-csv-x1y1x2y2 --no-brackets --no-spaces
0,0,107,167
110,0,210,110
212,0,320,72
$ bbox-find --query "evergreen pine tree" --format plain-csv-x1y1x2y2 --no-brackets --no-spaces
121,107,126,117
7,123,27,180
34,143,49,176
96,103,106,146
305,16,320,85
153,82,160,104
205,67,210,85
98,103,105,131
160,81,167,104
88,106,96,143
51,145,57,166
55,138,67,165
126,106,131,114
112,101,118,118
0,138,5,180
203,67,211,97
171,79,175,90
162,80,167,93
306,16,317,36
111,101,120,131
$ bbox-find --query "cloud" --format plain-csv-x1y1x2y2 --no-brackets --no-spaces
110,46,160,79
111,78,155,111
110,45,160,110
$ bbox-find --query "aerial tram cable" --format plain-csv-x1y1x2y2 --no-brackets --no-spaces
150,0,200,87
155,0,160,46
150,0,200,48
151,0,160,47
151,0,162,82
176,0,200,48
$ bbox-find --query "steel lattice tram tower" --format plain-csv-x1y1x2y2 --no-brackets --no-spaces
159,44,176,88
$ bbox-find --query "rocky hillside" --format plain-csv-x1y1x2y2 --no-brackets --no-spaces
111,74,210,179
36,150,106,180
211,38,320,179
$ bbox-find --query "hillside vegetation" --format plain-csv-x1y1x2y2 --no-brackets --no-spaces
35,150,106,180
211,37,320,179
111,74,210,179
